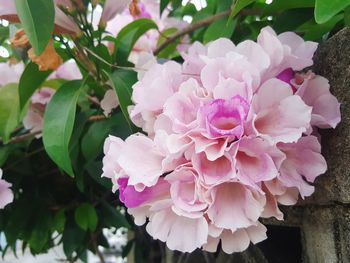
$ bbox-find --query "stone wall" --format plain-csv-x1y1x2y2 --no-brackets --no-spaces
265,27,350,263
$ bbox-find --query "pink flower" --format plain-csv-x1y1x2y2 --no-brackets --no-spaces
103,134,165,191
50,59,82,80
294,71,341,129
23,88,55,137
200,96,249,139
278,136,327,198
192,152,234,186
102,26,341,253
100,0,131,24
249,78,312,143
232,137,285,187
166,165,208,218
130,61,184,133
146,206,209,253
204,222,267,253
0,62,24,87
207,182,265,231
0,169,14,209
101,89,119,116
118,177,170,208
257,26,318,80
0,0,17,22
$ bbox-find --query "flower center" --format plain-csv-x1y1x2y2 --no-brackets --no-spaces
200,95,249,139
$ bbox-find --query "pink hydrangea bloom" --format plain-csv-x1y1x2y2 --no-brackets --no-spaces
102,26,341,253
0,169,14,209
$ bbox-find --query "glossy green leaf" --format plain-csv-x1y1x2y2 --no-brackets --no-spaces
100,200,131,229
19,62,52,110
74,203,98,231
315,0,350,23
43,80,83,177
0,84,20,143
160,0,170,15
345,5,350,25
28,212,51,253
62,225,86,258
113,18,158,65
14,0,55,55
263,0,315,13
298,14,343,40
81,112,129,162
204,18,236,43
52,210,66,233
156,27,180,58
274,9,314,33
230,0,255,19
107,70,137,130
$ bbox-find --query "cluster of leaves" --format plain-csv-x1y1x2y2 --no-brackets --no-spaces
0,0,349,262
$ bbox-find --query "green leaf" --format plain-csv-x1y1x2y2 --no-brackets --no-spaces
14,0,55,55
28,212,51,253
62,224,86,258
19,62,52,111
113,18,158,65
43,80,83,177
345,5,350,25
204,18,237,43
157,27,180,58
81,112,130,162
74,203,98,231
230,0,255,19
107,70,138,130
297,14,344,40
52,210,66,233
315,0,350,23
0,84,20,143
100,200,131,229
274,9,314,33
160,0,170,15
85,161,113,189
263,0,315,13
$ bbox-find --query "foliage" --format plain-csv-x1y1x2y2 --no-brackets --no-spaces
0,0,349,262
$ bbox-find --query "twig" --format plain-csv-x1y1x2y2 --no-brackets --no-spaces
88,114,107,122
91,233,106,263
87,95,101,106
0,115,107,146
154,8,264,55
154,10,231,55
0,130,42,145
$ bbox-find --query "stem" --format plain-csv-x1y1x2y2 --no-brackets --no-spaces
0,130,41,145
154,8,264,55
91,233,106,263
154,10,230,55
1,115,106,146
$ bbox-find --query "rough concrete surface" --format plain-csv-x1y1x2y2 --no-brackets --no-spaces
281,27,350,263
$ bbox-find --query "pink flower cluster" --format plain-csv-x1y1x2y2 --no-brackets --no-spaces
102,27,341,253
